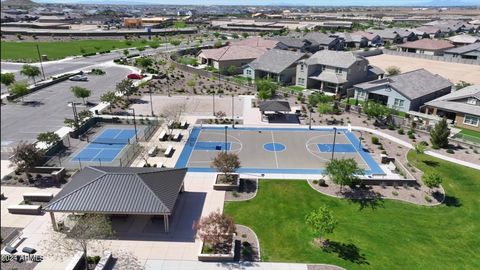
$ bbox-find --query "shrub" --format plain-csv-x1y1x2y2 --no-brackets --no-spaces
446,149,454,154
312,180,319,185
371,136,380,145
398,129,404,135
408,134,415,139
424,195,432,203
392,191,399,196
318,179,327,187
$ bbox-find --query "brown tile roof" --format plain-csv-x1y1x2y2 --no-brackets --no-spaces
397,39,454,51
351,31,379,41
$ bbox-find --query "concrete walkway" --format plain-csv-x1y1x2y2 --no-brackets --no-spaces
350,125,480,170
144,260,344,270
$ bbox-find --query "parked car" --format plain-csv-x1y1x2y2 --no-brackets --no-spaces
127,73,143,80
69,75,88,81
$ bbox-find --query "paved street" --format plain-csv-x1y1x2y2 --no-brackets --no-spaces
0,65,130,159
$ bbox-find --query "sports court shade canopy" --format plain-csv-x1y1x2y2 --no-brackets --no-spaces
44,166,187,232
258,100,291,113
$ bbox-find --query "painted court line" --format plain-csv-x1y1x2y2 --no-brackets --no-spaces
270,131,279,169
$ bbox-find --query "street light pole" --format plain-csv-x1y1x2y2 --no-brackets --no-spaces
309,108,312,130
131,108,138,142
224,126,228,153
149,88,154,116
232,94,235,128
36,44,46,81
331,127,337,161
212,91,215,116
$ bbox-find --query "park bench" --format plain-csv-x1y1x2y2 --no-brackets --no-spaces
148,146,158,157
158,130,167,141
164,145,174,157
172,133,181,141
23,193,53,202
180,121,188,129
7,205,42,215
22,247,36,254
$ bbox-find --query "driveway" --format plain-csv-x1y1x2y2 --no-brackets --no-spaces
0,65,130,159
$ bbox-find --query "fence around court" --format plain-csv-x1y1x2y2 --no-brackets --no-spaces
382,49,480,66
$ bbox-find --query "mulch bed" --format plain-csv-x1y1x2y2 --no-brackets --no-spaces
225,179,257,201
234,224,260,262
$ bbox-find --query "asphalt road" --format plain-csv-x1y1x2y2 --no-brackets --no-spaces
0,66,130,159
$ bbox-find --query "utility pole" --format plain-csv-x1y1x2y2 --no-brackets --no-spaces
309,108,312,130
36,45,46,81
231,94,235,128
212,91,215,116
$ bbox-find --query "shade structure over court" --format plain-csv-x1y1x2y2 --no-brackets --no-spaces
258,100,291,113
44,166,187,232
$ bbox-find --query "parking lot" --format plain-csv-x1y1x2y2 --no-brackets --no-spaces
1,66,130,159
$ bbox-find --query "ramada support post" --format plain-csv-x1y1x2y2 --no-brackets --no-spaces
50,212,58,231
164,215,170,233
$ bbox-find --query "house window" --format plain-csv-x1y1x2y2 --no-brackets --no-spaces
246,69,252,75
335,68,343,74
300,64,304,71
467,98,477,105
357,89,366,98
394,98,405,108
464,114,479,126
298,78,305,86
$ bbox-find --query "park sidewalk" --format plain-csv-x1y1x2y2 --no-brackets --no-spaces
144,260,344,270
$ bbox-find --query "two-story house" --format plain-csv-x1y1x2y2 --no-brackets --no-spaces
295,51,383,95
423,85,480,132
243,49,307,85
353,69,452,113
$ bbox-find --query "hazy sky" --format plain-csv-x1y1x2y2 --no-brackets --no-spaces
32,0,479,6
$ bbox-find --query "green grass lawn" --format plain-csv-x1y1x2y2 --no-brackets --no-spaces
288,85,305,92
457,127,480,139
1,39,162,61
224,152,480,269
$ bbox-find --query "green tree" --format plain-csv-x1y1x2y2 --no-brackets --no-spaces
20,64,41,84
258,90,270,101
213,32,221,38
363,101,392,121
9,141,44,174
170,39,181,46
214,40,223,48
10,81,30,101
1,72,15,87
44,214,113,270
455,81,472,90
231,33,239,39
37,132,60,146
71,86,91,104
414,143,427,162
211,152,241,183
324,158,364,191
385,66,401,76
429,118,450,149
135,56,153,69
255,79,276,99
241,32,249,38
305,206,337,246
422,171,443,193
116,79,138,101
100,91,120,113
226,65,237,75
123,49,129,56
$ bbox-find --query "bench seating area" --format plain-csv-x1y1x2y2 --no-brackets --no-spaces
148,146,158,157
158,130,167,141
23,193,53,202
7,205,42,215
172,133,181,141
164,145,174,157
180,121,187,129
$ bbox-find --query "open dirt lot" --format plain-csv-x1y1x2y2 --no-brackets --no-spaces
367,54,480,85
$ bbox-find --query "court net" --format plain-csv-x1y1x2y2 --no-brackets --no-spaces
87,137,131,145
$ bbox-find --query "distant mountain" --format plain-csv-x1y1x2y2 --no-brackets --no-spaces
413,0,480,6
1,0,39,7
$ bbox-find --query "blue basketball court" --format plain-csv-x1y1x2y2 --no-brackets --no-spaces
176,126,385,175
71,128,136,162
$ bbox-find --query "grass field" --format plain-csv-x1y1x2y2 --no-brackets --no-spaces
224,152,480,269
0,39,163,61
458,127,480,139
